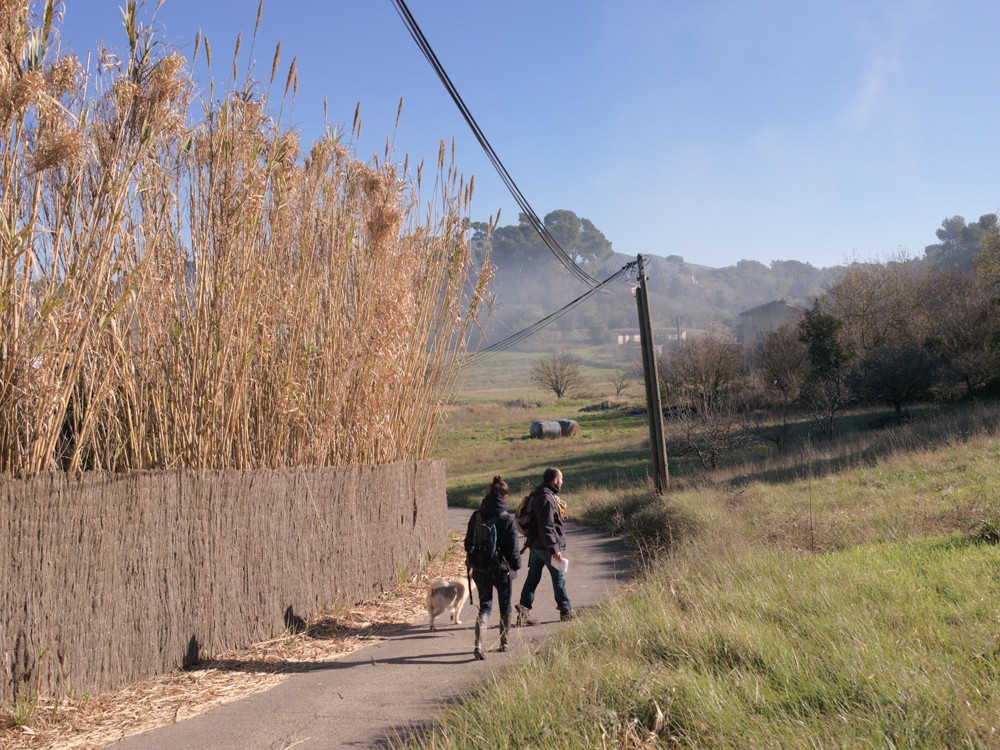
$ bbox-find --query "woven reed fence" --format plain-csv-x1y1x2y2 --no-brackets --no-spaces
0,461,446,703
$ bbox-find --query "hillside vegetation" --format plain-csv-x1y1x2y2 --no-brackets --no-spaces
476,209,1000,342
418,348,1000,748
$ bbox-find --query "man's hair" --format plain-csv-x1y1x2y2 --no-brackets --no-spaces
543,467,561,484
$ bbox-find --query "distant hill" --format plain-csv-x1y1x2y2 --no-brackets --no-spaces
480,206,999,347
594,252,842,328
478,210,844,344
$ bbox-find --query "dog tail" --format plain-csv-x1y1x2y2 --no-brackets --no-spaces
466,567,474,605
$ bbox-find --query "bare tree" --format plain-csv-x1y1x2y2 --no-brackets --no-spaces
798,302,854,438
608,369,632,397
671,393,753,470
921,267,1000,398
822,257,926,354
816,257,998,413
853,341,937,420
752,325,808,451
659,336,747,409
529,350,584,399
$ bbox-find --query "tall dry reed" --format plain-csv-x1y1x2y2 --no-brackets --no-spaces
0,0,491,475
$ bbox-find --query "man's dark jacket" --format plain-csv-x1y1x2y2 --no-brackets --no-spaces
525,482,566,556
464,492,521,578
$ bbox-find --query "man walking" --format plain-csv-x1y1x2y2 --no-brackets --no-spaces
515,467,577,626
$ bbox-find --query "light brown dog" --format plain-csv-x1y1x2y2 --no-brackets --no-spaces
426,578,476,631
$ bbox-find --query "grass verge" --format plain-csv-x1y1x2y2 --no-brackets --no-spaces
418,381,1000,748
405,533,1000,749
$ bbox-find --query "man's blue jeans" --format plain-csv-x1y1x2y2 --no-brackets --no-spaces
518,548,571,612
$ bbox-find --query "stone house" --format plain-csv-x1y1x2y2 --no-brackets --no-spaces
735,300,803,343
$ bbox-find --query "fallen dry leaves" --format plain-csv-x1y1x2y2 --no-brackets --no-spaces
1,534,469,750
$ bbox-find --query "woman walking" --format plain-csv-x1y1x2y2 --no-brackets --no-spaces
464,476,521,659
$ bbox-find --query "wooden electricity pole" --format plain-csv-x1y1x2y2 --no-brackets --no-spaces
635,254,669,493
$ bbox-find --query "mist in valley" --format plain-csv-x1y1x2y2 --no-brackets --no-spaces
473,210,842,349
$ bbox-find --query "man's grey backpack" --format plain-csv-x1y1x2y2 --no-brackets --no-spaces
514,493,538,540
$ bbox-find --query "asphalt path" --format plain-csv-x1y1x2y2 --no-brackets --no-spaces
111,507,631,749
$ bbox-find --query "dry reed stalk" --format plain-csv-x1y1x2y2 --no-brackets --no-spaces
0,3,491,476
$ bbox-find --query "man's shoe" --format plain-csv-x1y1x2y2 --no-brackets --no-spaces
515,604,538,627
559,609,578,622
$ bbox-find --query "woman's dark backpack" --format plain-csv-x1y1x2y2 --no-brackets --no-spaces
467,513,509,576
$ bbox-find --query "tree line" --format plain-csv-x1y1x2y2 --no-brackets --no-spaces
655,221,1000,466
517,210,1000,468
478,210,1000,343
473,210,843,339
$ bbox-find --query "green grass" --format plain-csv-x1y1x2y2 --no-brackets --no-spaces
9,694,38,728
455,346,641,405
415,348,1000,749
407,534,1000,748
434,397,650,507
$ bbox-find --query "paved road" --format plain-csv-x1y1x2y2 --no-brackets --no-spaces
111,507,630,749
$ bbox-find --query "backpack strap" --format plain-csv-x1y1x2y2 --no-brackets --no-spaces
466,509,477,597
519,489,540,552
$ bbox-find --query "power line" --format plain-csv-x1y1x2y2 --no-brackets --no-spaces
464,261,637,367
389,0,601,290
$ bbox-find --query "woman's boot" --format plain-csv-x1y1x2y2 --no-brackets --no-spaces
474,613,488,660
498,612,512,652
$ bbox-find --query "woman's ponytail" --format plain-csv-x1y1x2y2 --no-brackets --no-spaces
490,475,510,497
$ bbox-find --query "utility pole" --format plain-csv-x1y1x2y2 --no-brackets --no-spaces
635,254,669,493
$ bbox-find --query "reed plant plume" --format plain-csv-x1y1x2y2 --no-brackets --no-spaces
0,0,492,475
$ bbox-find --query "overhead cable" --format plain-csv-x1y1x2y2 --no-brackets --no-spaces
389,0,601,290
464,261,637,367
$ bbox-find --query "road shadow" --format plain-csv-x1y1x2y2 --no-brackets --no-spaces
192,623,479,675
372,694,470,749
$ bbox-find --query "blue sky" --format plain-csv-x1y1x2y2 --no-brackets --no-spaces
55,0,1000,269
